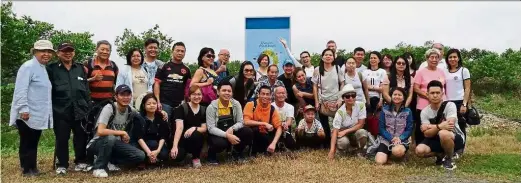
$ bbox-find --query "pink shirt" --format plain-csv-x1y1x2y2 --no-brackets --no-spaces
414,68,447,110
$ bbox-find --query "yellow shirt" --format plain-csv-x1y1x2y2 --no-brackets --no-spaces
218,99,232,116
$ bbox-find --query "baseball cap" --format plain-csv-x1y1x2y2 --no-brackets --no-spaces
115,84,132,95
283,60,294,67
304,105,316,112
57,42,75,51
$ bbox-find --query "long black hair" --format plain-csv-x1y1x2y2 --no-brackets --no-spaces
402,52,418,71
139,93,162,117
389,55,412,92
126,48,144,66
233,61,255,107
445,48,463,70
197,47,215,67
319,48,336,76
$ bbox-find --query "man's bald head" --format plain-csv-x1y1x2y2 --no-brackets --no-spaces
218,49,230,63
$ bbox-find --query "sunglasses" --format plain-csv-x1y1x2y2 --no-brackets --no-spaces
244,69,254,73
205,54,215,58
342,93,357,99
396,62,406,66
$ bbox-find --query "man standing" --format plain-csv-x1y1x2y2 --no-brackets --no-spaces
47,42,91,174
213,49,230,83
415,80,465,170
85,40,119,104
277,61,297,106
353,47,368,74
419,43,447,70
154,42,191,117
142,38,164,83
327,40,345,67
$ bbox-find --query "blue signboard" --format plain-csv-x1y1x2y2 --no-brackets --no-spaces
245,17,291,72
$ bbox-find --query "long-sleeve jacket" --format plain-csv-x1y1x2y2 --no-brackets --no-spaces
206,98,245,138
378,104,413,145
9,57,53,130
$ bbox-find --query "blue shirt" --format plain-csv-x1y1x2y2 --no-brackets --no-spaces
9,57,53,130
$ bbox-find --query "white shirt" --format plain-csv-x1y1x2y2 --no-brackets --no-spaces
272,102,294,124
362,68,387,97
304,66,315,78
332,102,367,129
344,72,366,103
419,59,448,71
445,67,471,101
356,65,368,74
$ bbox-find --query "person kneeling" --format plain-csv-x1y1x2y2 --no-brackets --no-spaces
375,87,413,165
137,93,170,167
87,85,146,178
171,85,207,168
328,84,369,159
296,105,325,149
415,80,465,171
206,81,253,164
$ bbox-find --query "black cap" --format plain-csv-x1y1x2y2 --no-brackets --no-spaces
115,84,132,95
283,60,294,66
57,42,75,51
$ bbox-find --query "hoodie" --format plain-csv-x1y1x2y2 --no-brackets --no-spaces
206,98,245,138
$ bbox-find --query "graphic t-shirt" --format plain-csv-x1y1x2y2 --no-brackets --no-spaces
154,61,192,106
362,68,387,98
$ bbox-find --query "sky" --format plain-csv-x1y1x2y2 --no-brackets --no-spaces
11,1,521,65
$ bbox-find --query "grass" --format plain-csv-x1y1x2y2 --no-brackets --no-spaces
474,93,521,121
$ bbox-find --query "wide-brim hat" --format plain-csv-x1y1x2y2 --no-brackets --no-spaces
31,40,55,54
337,84,356,97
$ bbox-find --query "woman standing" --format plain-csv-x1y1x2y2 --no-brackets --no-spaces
413,48,447,144
382,56,414,108
375,87,413,165
344,57,370,104
190,47,218,107
171,85,207,168
362,51,388,136
444,49,471,138
230,61,257,108
312,48,345,148
9,40,54,176
255,53,270,81
403,52,418,77
116,48,153,108
137,94,170,166
382,54,393,75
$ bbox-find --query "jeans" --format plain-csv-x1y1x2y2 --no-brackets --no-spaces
16,120,42,173
88,135,145,170
208,127,253,160
54,115,87,168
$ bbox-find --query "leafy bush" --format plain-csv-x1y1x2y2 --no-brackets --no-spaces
1,84,15,124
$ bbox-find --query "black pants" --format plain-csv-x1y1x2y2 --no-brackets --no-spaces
139,140,170,162
318,113,331,148
179,130,204,159
251,128,297,154
208,128,253,160
450,100,467,136
296,133,323,149
16,120,42,173
414,109,424,144
54,115,87,168
88,135,145,169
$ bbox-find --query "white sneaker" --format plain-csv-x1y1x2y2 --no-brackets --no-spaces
192,159,202,168
107,163,120,171
74,163,88,172
55,167,67,175
84,165,93,172
93,169,108,178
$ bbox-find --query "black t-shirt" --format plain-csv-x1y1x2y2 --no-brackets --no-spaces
334,56,346,67
155,61,192,106
277,74,297,105
142,114,170,141
172,104,206,132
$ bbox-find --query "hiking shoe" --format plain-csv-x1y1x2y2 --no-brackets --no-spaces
442,158,457,170
435,156,445,165
74,163,88,172
107,163,120,171
93,169,108,178
55,167,67,175
207,158,219,166
192,159,202,168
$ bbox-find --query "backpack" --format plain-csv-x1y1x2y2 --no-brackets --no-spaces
181,102,206,118
84,57,119,80
429,101,449,124
252,100,275,132
82,99,135,142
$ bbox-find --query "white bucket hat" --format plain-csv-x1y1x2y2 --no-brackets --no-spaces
31,40,55,54
337,84,356,97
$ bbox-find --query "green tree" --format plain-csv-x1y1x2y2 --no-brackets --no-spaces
48,30,96,63
114,24,174,62
1,1,54,83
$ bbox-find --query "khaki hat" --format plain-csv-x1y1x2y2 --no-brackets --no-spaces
31,40,55,54
303,105,316,112
337,84,356,97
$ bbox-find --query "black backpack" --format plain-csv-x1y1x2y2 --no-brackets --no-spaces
82,99,135,142
252,100,275,126
429,101,449,125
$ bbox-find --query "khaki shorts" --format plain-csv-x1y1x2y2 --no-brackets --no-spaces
336,129,369,151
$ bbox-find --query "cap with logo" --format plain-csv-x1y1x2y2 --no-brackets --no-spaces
57,41,75,51
115,84,132,95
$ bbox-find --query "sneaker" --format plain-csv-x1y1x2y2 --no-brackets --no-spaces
93,169,108,178
207,158,219,165
74,163,88,172
55,167,67,175
435,156,445,165
107,163,120,171
453,151,462,160
192,159,202,168
84,165,93,172
442,158,457,170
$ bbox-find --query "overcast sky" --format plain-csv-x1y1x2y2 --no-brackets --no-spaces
11,1,521,65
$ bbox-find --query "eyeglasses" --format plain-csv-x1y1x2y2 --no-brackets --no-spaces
244,69,254,73
396,62,406,66
342,93,357,99
301,55,310,59
219,54,230,58
205,54,215,58
191,93,202,96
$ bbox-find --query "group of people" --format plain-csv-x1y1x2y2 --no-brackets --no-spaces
9,38,472,178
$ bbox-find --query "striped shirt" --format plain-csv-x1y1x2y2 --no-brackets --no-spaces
85,58,119,102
